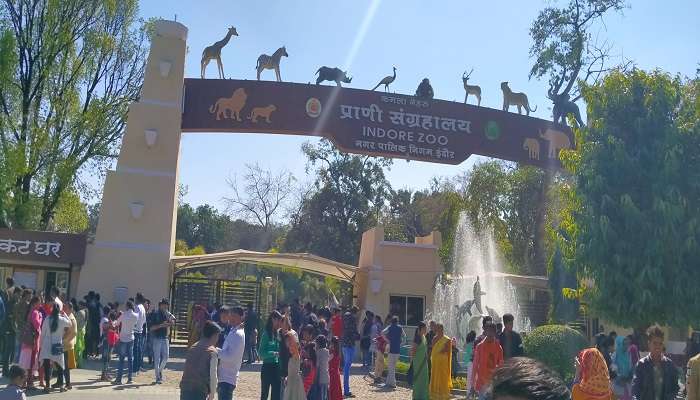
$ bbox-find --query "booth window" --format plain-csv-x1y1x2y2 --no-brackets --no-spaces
389,295,424,326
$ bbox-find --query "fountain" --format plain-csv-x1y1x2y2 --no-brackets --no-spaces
428,212,531,348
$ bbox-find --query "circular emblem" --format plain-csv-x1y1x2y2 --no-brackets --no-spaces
306,97,322,118
485,121,501,140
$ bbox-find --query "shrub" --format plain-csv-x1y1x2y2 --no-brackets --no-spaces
523,324,588,382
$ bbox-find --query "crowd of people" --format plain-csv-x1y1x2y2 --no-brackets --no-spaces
0,282,691,400
0,278,177,397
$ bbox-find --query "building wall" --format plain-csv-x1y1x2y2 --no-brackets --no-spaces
355,226,443,325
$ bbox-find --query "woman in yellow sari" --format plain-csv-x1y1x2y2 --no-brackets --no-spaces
572,348,613,400
429,323,453,400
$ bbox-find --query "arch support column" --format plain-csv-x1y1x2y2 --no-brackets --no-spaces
78,20,188,302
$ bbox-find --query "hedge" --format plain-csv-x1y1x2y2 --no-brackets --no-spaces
523,324,588,382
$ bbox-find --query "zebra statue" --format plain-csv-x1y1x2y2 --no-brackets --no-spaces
255,46,289,82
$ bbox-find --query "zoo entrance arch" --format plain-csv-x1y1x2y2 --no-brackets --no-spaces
77,20,573,303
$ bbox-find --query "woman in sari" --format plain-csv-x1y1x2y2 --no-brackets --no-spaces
72,299,87,368
613,336,633,400
18,296,42,389
429,323,452,400
411,321,429,400
572,348,613,400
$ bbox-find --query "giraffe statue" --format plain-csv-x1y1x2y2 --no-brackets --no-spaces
255,46,289,82
200,26,238,79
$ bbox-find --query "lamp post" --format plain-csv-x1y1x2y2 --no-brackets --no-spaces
264,276,273,313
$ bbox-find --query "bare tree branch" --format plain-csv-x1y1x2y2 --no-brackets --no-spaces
222,163,295,231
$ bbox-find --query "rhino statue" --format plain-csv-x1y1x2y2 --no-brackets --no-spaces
315,66,352,87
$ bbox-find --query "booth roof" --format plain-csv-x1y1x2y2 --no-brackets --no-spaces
171,249,357,281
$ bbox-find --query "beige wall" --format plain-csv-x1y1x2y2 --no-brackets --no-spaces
356,226,443,325
77,21,188,303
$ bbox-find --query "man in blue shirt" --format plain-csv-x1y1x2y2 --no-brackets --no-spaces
382,316,405,389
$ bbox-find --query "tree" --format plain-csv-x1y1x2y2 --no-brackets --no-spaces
444,161,551,275
281,140,392,265
0,0,149,229
529,0,628,104
176,204,230,253
223,163,295,232
382,187,451,243
176,202,284,253
51,188,88,233
174,239,205,256
558,70,700,327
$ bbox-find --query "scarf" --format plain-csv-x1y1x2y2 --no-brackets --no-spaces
573,348,612,400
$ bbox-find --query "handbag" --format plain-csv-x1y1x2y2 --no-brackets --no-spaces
407,361,414,385
51,343,64,356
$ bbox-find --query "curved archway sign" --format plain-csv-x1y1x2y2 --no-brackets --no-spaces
182,78,574,167
78,21,575,312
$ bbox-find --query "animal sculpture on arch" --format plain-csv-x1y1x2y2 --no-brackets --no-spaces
539,128,571,158
501,82,537,115
208,88,248,121
315,67,352,87
371,66,397,92
248,105,277,123
551,93,585,127
256,46,289,82
462,68,482,106
201,26,238,79
415,78,434,100
523,138,541,160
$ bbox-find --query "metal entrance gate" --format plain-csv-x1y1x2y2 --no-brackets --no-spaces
170,276,261,343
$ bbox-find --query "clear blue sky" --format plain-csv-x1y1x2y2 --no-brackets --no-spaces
135,0,699,211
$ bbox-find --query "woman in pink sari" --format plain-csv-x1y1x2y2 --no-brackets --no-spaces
18,296,43,389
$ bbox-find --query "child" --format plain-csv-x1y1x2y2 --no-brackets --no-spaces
318,319,330,339
373,334,388,384
303,342,317,394
328,336,343,400
464,330,477,393
0,365,27,399
251,328,259,362
315,335,330,400
100,309,118,381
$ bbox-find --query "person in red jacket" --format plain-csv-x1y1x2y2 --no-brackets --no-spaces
330,308,343,340
471,321,504,400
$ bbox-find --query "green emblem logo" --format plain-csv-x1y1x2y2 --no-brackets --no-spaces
485,121,501,140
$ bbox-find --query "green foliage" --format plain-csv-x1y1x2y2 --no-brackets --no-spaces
440,161,551,275
174,239,206,256
281,140,392,265
0,0,149,230
524,324,588,381
52,189,88,233
560,70,700,327
529,0,626,101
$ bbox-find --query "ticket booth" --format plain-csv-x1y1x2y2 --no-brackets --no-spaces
0,229,87,298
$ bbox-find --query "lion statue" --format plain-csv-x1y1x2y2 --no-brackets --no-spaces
209,88,248,121
248,104,277,123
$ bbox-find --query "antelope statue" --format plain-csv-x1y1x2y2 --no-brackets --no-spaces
201,26,238,79
462,69,482,106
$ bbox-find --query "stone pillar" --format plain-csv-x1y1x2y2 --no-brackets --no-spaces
77,21,187,303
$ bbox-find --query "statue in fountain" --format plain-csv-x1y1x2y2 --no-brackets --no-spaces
473,276,486,315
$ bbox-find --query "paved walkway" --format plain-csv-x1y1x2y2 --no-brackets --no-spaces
1,357,414,399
